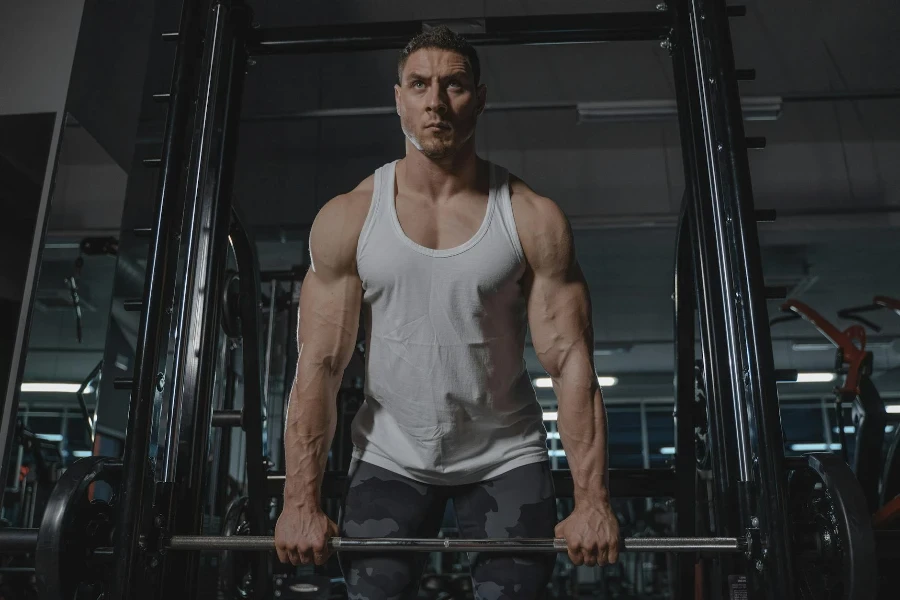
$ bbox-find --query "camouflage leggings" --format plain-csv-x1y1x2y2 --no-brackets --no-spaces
338,460,557,600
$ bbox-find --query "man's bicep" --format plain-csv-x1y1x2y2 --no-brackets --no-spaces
297,268,362,376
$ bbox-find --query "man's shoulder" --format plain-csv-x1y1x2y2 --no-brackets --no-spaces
313,174,376,236
507,174,568,241
309,174,376,275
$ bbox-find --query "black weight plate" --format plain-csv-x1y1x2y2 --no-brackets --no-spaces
788,453,877,600
218,496,253,599
221,271,242,339
35,456,122,600
880,427,900,506
272,574,331,599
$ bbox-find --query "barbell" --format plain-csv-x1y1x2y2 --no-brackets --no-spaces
0,530,744,555
165,534,745,553
0,453,880,600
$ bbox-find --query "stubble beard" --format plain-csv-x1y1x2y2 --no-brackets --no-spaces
401,114,477,160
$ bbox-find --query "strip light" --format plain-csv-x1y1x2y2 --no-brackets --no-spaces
790,443,843,452
887,405,900,414
21,382,82,393
548,450,566,458
534,376,618,389
835,425,895,434
794,372,836,383
577,96,782,123
659,447,676,455
20,382,94,394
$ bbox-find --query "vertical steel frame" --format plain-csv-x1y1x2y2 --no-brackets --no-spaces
112,0,212,596
227,206,272,597
673,191,697,600
670,0,795,597
113,1,252,598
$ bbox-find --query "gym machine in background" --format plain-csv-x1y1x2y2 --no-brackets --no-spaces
1,1,898,600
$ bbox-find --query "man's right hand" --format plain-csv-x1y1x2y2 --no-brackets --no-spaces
274,505,339,566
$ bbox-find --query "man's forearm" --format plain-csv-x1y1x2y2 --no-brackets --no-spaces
282,374,338,509
556,383,610,505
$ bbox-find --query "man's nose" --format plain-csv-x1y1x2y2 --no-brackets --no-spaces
425,85,448,115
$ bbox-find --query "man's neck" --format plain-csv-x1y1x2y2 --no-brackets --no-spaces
398,141,485,202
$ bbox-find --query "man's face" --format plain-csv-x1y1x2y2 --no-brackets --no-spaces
395,48,486,159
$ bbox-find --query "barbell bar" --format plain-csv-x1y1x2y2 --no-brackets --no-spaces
165,535,744,554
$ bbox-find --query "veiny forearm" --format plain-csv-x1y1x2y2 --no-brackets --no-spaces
282,361,340,509
556,375,610,506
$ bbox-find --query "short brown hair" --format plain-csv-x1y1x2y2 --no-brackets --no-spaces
397,26,481,86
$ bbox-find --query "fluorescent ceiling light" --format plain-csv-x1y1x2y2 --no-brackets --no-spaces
795,372,836,383
71,450,93,458
887,405,900,414
548,450,566,458
791,343,836,352
534,376,617,389
547,431,560,440
543,411,558,421
593,344,631,356
793,341,893,352
21,382,82,393
577,96,782,124
835,425,895,434
35,433,64,442
790,443,842,452
659,447,676,455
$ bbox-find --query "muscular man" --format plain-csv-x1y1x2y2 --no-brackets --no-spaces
275,26,619,599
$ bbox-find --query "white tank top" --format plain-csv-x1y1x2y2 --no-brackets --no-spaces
351,159,549,485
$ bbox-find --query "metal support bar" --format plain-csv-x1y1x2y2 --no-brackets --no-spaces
113,377,133,390
153,2,254,597
114,0,212,593
673,190,699,600
227,207,271,590
671,0,795,596
0,528,39,553
211,409,243,428
249,11,671,55
165,535,745,554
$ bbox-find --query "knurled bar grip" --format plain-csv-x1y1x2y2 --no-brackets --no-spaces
165,535,743,553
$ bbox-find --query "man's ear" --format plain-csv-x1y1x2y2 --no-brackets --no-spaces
394,83,401,115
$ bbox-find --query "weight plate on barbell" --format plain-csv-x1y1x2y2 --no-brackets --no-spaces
788,453,877,600
35,456,122,600
217,496,255,599
221,271,242,339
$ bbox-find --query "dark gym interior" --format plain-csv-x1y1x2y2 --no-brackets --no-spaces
1,1,899,599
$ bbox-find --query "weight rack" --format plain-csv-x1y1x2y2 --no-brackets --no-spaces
0,1,815,599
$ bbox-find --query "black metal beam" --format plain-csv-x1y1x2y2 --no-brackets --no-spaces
112,0,212,596
266,468,679,500
248,12,671,55
0,528,39,553
211,409,243,428
153,3,255,598
673,190,698,600
671,0,795,596
228,206,272,599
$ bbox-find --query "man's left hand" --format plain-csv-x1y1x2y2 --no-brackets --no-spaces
555,501,620,567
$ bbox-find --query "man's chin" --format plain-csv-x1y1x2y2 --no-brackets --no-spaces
420,143,455,159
